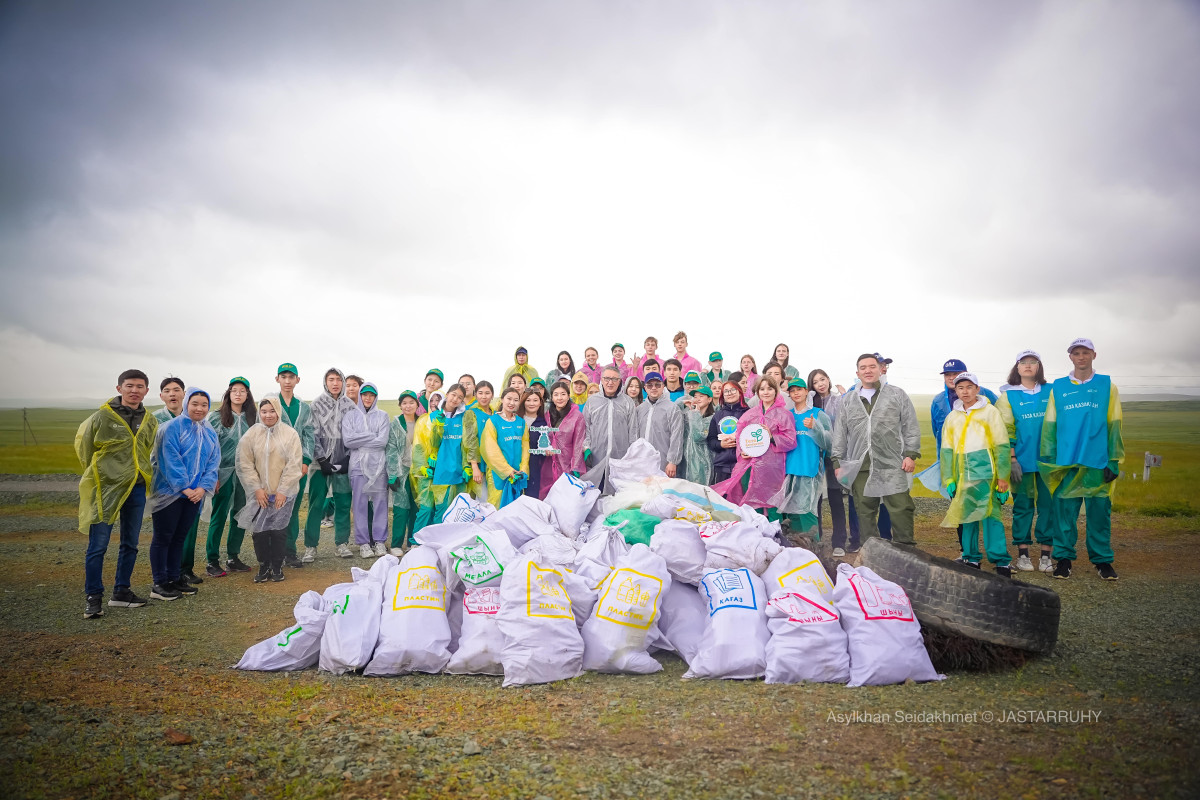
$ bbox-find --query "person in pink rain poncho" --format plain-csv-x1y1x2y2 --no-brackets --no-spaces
713,375,798,520
540,382,587,498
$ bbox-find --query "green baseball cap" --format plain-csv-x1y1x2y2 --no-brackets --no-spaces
398,390,418,402
611,343,624,351
530,377,547,388
426,368,444,381
787,378,808,390
229,376,250,389
689,386,713,398
276,362,298,376
360,385,378,396
709,352,723,362
684,371,701,384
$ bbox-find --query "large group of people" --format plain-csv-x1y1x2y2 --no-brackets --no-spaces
76,333,1124,620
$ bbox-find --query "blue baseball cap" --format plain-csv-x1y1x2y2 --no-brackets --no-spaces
940,358,968,374
644,371,664,383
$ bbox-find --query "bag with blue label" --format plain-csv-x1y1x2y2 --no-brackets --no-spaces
235,590,331,672
682,567,770,679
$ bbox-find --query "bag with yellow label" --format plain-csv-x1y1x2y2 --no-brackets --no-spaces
364,548,451,676
761,548,834,606
582,544,671,674
496,554,594,686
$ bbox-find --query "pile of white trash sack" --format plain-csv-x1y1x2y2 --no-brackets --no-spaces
236,440,944,687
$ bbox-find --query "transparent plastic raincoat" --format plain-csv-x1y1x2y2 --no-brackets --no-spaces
831,384,921,497
635,395,684,471
274,393,315,465
769,407,831,521
147,388,220,514
207,406,252,489
234,396,304,532
681,406,715,485
713,394,798,508
541,402,587,497
75,398,160,533
581,390,639,494
342,383,392,495
386,415,417,511
939,398,1011,525
309,367,357,494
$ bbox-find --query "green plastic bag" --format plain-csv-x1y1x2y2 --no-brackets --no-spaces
604,509,660,546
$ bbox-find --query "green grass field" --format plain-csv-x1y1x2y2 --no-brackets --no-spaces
3,398,1197,515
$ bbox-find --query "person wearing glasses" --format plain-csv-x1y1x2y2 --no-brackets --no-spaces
581,366,638,494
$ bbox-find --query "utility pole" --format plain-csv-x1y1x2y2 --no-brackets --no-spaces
23,408,39,446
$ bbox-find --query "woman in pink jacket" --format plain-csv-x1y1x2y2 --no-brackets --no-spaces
713,376,797,521
540,381,587,498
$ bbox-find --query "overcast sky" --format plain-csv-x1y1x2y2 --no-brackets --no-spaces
1,0,1197,404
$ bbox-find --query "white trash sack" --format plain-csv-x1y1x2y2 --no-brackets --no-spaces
445,585,505,675
582,544,672,674
441,493,497,525
649,519,707,585
764,586,851,684
654,582,709,666
318,560,389,675
447,527,518,592
414,521,495,551
833,563,944,687
761,547,835,605
235,590,331,672
496,554,593,686
607,438,666,489
544,472,601,537
682,567,770,680
519,532,579,570
364,549,451,676
488,495,562,547
702,521,782,575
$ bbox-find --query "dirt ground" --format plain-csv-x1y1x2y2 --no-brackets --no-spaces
1,508,1198,799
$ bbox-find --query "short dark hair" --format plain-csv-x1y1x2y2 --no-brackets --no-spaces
663,358,682,371
345,375,364,385
475,380,494,394
159,376,184,391
501,387,522,401
117,369,149,386
446,383,466,398
458,373,475,383
856,353,880,367
728,371,745,383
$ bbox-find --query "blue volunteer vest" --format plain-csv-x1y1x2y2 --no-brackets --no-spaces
432,413,466,486
785,408,823,477
489,416,527,490
1005,385,1051,472
1051,375,1111,469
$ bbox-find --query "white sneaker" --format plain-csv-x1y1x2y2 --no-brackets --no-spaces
321,517,334,529
389,547,405,557
301,547,316,563
1039,554,1054,573
1016,554,1035,572
359,544,373,559
373,542,388,557
832,547,846,557
336,544,354,558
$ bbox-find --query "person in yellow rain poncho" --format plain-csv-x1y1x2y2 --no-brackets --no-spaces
76,369,159,619
1039,338,1124,582
501,346,539,390
480,387,531,508
939,373,1013,576
410,384,480,532
569,371,590,409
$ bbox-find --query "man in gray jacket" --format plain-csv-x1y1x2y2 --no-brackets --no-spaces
636,371,684,477
832,354,921,547
582,366,638,494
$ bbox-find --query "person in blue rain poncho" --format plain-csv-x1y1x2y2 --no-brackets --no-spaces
147,388,220,601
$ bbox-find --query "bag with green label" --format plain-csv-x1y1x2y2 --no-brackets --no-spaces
235,590,331,671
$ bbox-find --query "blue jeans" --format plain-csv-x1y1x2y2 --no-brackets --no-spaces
84,483,146,596
151,496,202,585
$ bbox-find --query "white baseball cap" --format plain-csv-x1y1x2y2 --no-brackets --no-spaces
1015,349,1041,362
953,372,980,387
1068,338,1095,353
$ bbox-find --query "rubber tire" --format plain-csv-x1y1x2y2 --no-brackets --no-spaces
860,538,1060,654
